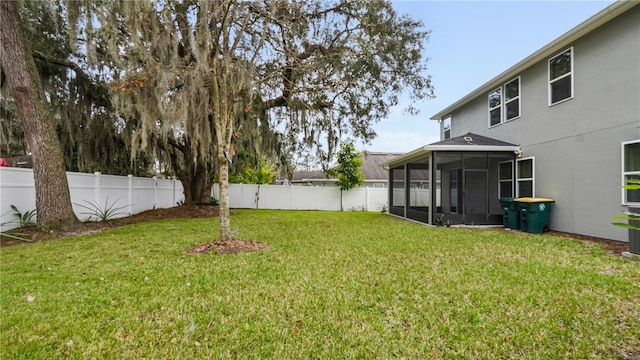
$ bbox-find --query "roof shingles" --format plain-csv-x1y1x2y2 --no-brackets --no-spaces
429,133,517,147
292,152,402,182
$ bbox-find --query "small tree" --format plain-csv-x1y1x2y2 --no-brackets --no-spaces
612,178,640,230
330,141,365,211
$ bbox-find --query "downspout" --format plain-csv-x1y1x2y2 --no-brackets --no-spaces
385,164,391,213
404,164,409,218
431,152,437,225
428,154,433,225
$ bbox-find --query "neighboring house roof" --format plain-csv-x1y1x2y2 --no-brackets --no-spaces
292,151,403,183
359,152,403,180
383,133,519,168
430,0,638,121
292,170,327,181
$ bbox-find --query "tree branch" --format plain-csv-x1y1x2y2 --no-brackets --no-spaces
262,95,333,111
31,50,111,109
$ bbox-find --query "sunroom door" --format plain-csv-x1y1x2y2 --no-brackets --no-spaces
464,170,488,224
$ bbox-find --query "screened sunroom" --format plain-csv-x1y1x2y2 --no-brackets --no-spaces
384,133,520,226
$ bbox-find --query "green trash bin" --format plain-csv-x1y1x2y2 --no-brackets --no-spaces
499,197,519,229
516,197,555,233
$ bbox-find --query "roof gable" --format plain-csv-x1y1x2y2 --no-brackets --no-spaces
429,133,517,147
382,134,519,168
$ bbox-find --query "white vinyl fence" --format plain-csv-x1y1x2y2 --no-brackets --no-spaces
0,167,184,231
213,183,388,212
0,167,389,232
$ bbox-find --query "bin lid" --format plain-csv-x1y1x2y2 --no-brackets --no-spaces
515,197,554,203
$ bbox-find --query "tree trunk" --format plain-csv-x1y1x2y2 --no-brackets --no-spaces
180,176,213,204
218,144,231,241
211,56,233,242
174,157,213,204
164,137,214,205
0,1,79,229
184,160,213,204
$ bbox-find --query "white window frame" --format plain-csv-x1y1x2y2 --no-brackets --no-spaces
488,88,502,128
516,157,535,198
442,115,451,140
488,77,521,127
548,47,574,106
504,77,521,122
498,160,514,198
622,140,640,205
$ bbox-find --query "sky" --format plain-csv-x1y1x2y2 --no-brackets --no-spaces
361,0,616,153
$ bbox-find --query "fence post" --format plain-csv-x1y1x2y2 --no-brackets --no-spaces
128,174,133,215
153,176,158,209
94,172,102,205
212,183,219,203
255,184,260,209
172,177,176,206
290,185,294,210
366,187,370,211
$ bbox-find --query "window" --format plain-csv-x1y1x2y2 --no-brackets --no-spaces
498,160,514,198
516,157,534,197
488,88,501,127
549,48,573,105
504,78,520,121
622,140,640,205
443,116,451,140
488,77,520,127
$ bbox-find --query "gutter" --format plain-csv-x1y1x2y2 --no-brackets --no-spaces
382,144,521,169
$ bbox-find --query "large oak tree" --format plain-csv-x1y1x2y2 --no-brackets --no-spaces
0,0,79,228
79,0,433,241
1,0,152,176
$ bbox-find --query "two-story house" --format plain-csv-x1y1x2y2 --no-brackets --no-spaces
385,1,639,242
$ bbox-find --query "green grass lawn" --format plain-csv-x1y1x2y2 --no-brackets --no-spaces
1,210,639,359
